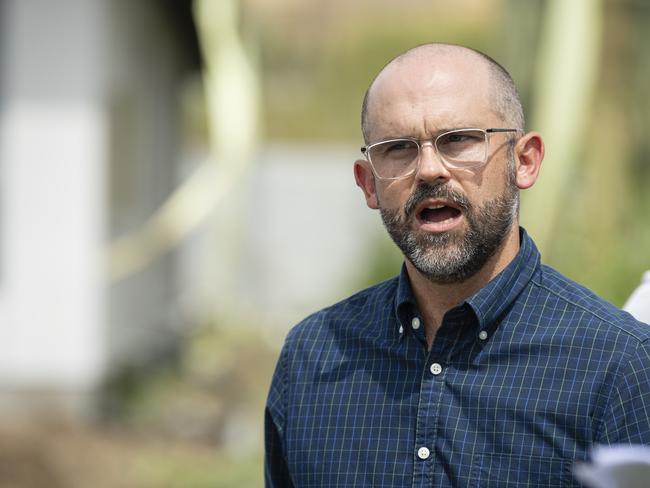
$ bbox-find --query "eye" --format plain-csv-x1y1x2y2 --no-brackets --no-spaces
438,130,484,150
367,139,419,178
445,133,470,143
436,130,486,163
374,140,416,158
384,140,415,153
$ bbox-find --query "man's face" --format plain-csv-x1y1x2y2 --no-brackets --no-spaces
359,54,521,284
379,156,518,283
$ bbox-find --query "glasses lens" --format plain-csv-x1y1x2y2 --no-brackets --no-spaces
436,129,487,167
368,139,419,178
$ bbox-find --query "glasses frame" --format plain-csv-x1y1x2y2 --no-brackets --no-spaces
360,127,519,180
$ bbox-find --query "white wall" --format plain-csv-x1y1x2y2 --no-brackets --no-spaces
0,0,108,398
0,0,195,414
178,144,392,330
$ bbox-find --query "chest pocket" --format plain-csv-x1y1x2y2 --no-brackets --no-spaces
470,453,575,488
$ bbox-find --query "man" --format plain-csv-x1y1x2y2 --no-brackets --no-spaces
265,43,650,487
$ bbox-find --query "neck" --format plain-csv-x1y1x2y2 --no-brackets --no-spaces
405,225,521,348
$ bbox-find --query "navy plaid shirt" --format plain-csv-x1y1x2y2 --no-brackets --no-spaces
265,229,650,487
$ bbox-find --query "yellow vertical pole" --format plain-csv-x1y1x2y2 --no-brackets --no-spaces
108,0,260,282
522,0,603,255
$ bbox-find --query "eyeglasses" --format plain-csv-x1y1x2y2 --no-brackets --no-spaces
361,128,518,180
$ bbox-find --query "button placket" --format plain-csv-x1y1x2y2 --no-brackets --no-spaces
412,316,457,485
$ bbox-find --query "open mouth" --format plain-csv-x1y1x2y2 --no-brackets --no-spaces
414,200,464,231
419,204,462,223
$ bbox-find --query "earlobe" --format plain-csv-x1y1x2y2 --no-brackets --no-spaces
515,132,544,190
353,160,379,209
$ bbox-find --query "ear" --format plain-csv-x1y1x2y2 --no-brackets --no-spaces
354,159,379,209
514,132,544,190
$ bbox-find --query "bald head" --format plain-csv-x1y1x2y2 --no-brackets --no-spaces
361,44,524,143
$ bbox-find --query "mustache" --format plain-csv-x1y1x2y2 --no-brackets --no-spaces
404,183,471,218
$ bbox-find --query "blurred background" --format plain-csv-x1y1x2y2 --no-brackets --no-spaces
0,0,648,486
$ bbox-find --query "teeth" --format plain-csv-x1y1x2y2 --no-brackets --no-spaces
427,204,446,210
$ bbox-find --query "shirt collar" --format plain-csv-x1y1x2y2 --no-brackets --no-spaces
394,227,540,338
466,227,540,331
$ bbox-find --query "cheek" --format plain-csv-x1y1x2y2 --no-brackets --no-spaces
469,165,513,201
377,181,413,209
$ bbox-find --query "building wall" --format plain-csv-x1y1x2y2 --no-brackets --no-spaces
0,0,109,410
179,144,390,330
0,0,198,415
104,0,193,373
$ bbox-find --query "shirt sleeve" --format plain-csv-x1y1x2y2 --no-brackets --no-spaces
264,343,294,487
596,340,650,444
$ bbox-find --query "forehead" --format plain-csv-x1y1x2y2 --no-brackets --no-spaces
366,53,497,140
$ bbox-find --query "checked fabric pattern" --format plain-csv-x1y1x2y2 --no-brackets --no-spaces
265,229,650,487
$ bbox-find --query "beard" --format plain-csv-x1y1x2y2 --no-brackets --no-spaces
379,165,519,284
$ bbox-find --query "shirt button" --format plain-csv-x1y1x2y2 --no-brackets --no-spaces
478,330,488,340
411,317,421,330
398,325,404,334
417,447,430,460
430,363,443,375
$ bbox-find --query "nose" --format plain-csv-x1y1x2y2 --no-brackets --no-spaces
416,141,452,183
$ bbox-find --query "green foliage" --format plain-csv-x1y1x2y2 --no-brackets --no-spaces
346,230,403,293
100,320,278,487
132,447,263,488
258,5,501,142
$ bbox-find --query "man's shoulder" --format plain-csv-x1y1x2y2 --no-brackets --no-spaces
533,264,650,342
285,276,399,346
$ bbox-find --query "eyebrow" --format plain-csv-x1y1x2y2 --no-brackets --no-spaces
369,126,485,144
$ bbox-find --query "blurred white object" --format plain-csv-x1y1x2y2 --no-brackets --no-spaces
573,445,650,488
0,0,201,417
624,271,650,325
